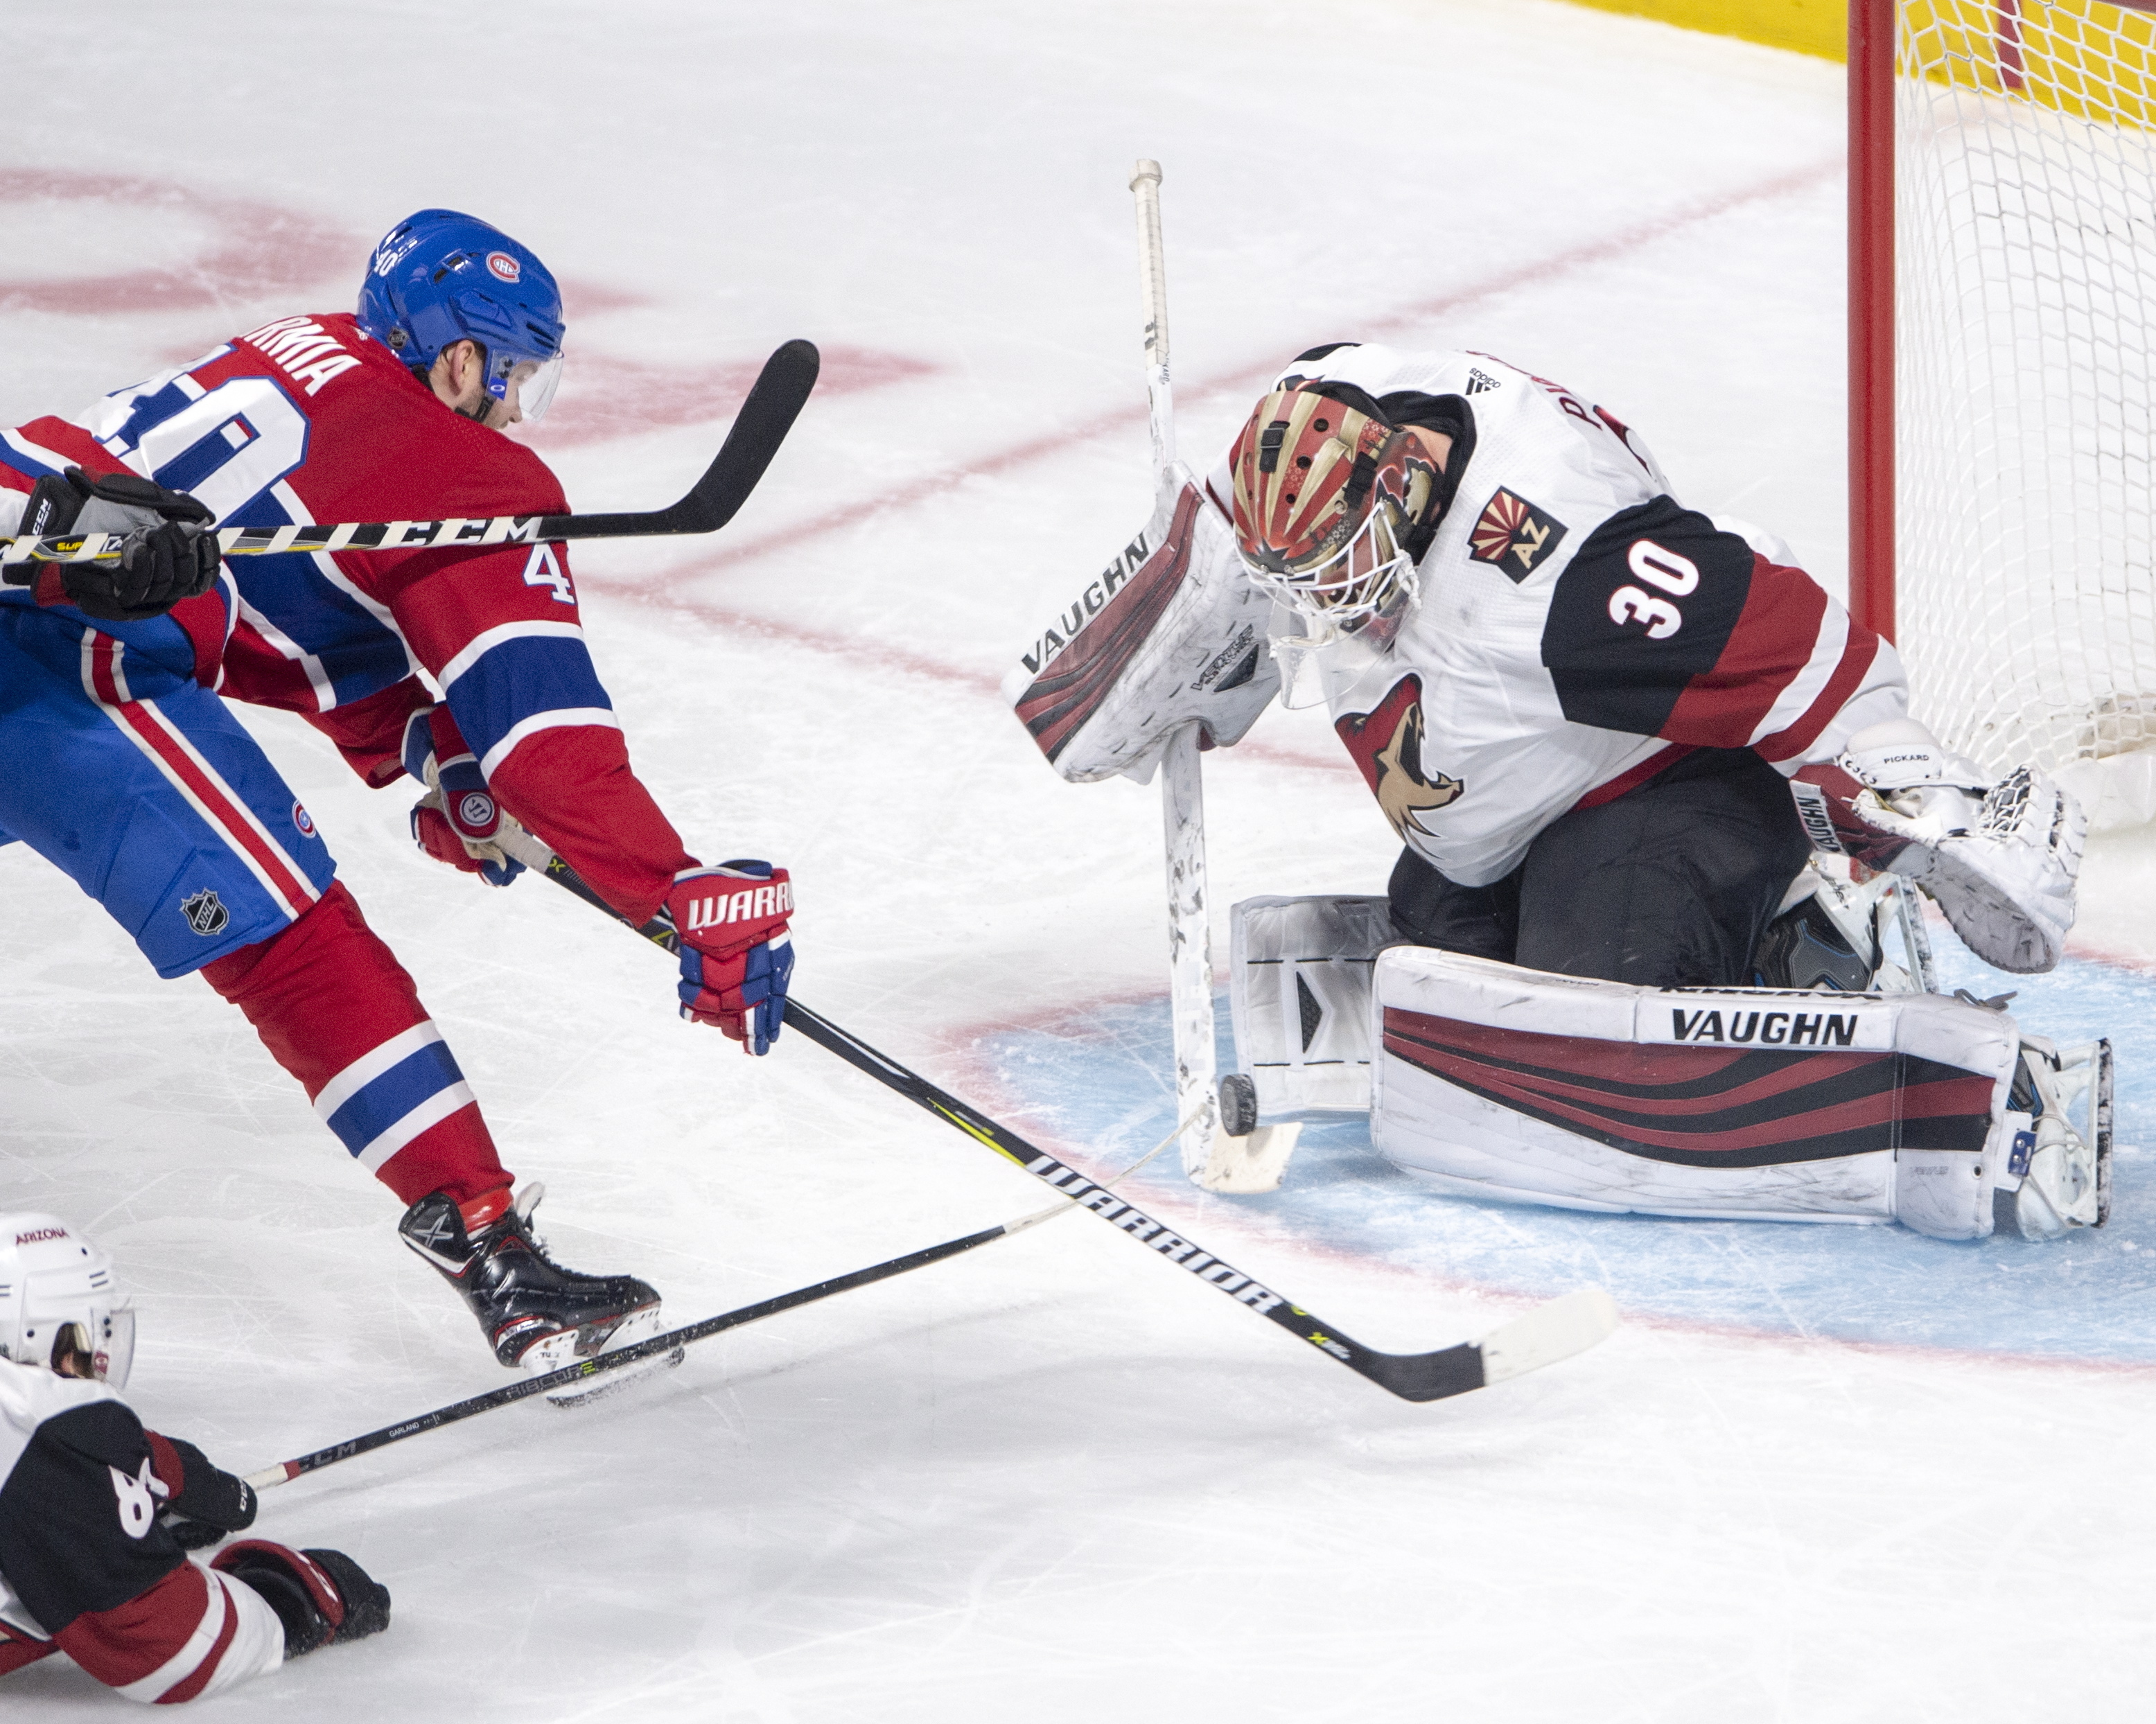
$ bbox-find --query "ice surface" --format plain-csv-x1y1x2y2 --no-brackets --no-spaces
2,1,2151,1718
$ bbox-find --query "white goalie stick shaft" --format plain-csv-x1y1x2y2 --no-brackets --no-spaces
1892,878,1938,993
0,339,820,570
1131,158,1218,1180
1132,159,1175,474
1161,730,1213,1177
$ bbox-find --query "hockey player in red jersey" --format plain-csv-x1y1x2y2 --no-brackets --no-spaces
1010,342,2102,1242
0,1215,389,1703
0,209,791,1382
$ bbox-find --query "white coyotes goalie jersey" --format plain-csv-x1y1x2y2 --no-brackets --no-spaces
1204,344,1909,886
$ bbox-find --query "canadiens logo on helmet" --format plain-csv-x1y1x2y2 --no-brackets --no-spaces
487,251,522,283
180,889,229,937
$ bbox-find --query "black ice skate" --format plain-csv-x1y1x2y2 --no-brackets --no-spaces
399,1184,672,1399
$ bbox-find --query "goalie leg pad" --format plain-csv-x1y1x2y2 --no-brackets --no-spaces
1997,1038,2112,1238
1369,947,2043,1239
1228,895,1399,1115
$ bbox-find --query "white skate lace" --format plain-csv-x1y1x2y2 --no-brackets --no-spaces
510,1181,548,1250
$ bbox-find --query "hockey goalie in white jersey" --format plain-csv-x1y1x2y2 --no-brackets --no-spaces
1007,342,2107,1242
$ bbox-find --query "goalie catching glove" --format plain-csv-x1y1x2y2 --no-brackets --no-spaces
1806,719,2085,974
401,705,527,887
17,466,222,622
667,862,794,1054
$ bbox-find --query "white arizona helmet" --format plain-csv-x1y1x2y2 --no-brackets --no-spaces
0,1214,134,1389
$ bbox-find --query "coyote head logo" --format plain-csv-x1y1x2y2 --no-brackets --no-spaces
1336,676,1462,841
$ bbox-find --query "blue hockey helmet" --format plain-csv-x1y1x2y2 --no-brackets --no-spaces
357,209,566,423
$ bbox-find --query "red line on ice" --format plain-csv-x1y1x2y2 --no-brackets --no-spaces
627,155,1843,590
589,154,1843,774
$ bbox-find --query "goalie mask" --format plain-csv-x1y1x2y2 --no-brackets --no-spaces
0,1214,135,1389
1229,380,1441,649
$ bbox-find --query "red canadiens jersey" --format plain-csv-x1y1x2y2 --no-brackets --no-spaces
1204,344,1909,886
0,313,693,922
0,1363,282,1703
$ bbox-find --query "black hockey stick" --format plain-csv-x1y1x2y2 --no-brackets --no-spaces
520,845,1620,1404
244,1198,1064,1492
1,339,819,571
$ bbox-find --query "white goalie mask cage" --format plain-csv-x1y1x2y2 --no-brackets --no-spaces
0,1213,135,1389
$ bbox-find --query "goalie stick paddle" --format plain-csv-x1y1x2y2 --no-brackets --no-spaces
522,845,1621,1404
0,338,819,571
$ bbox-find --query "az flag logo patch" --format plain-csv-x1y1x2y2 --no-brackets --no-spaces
1469,489,1567,581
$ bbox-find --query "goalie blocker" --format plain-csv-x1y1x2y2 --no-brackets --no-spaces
1003,466,1279,782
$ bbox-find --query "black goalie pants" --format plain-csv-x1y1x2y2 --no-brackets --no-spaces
1387,746,1812,989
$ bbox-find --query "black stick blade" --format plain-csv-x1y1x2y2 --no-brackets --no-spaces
1355,1342,1487,1404
549,339,821,540
674,338,821,531
1361,1289,1618,1402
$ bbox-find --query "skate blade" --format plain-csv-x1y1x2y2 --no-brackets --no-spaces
520,1304,673,1407
545,1344,685,1408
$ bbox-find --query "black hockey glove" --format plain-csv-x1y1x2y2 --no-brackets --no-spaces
147,1432,258,1550
211,1542,392,1657
21,465,222,622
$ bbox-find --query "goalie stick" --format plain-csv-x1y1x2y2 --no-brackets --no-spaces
0,338,819,571
1130,159,1220,1183
511,836,1621,1405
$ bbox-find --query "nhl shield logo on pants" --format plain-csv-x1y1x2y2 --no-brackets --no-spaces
181,889,230,937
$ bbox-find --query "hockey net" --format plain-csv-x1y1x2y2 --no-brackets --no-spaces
1891,0,2156,825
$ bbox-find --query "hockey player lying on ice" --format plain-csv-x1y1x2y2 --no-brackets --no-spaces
1010,342,2105,1241
0,1215,389,1703
0,209,794,1390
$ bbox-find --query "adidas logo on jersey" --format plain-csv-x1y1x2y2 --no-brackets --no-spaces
1465,367,1502,395
241,315,362,396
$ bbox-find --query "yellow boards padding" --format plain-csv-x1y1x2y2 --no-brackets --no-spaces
1559,0,1846,61
1561,0,2156,125
1905,2,2156,129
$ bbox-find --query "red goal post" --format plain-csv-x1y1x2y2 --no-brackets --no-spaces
1850,0,2156,825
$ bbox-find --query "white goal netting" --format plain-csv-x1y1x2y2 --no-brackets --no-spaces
1895,0,2156,826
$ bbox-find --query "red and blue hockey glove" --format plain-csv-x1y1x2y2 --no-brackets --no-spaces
212,1541,391,1657
401,707,525,887
666,862,794,1054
